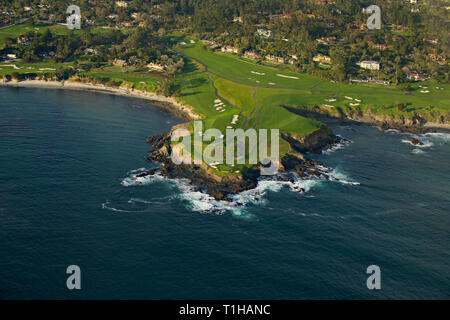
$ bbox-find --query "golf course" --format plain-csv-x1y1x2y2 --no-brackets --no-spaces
1,25,449,166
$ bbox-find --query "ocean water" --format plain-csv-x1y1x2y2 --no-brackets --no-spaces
0,87,449,299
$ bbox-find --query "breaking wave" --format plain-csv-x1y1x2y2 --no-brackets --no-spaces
401,138,434,148
115,165,360,216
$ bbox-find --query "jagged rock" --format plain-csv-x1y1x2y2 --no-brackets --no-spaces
146,125,333,200
411,138,424,146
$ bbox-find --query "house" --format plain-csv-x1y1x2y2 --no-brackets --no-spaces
357,60,380,70
131,12,139,19
265,55,286,64
316,36,337,46
371,43,387,50
313,54,331,64
84,48,98,55
115,1,129,7
201,39,220,48
107,14,118,19
243,51,262,60
257,29,273,38
233,16,243,23
146,62,165,71
221,46,239,54
407,73,427,81
149,14,160,20
311,0,334,5
428,53,445,63
17,36,32,45
113,59,127,67
23,6,32,12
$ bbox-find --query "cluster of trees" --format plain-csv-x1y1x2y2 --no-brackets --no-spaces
1,0,448,83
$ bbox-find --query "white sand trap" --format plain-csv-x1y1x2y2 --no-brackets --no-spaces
190,40,195,43
344,96,353,100
326,98,336,102
2,64,20,69
420,90,429,93
256,80,260,83
226,126,232,129
214,99,221,103
39,68,56,71
276,74,299,79
322,104,334,108
251,71,265,75
268,82,276,85
349,103,360,106
354,99,361,102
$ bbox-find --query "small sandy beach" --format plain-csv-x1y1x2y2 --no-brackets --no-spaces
0,79,201,121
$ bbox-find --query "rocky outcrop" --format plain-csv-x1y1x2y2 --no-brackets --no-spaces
283,105,446,134
145,125,336,200
281,127,339,153
411,138,424,146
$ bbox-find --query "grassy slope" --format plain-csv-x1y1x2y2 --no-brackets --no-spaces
2,25,449,170
181,42,449,116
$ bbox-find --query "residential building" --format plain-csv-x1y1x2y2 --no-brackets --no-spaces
147,62,165,71
265,55,286,64
257,29,273,38
313,54,331,64
221,46,239,54
243,51,262,60
357,60,380,70
407,73,427,81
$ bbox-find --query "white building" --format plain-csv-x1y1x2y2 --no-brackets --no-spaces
257,29,273,38
357,60,380,70
115,1,129,7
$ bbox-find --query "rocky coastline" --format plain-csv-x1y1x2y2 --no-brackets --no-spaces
283,105,450,134
144,126,343,201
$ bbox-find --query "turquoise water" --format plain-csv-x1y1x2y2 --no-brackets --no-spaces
0,87,449,299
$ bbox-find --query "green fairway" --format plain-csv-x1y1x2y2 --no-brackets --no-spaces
2,28,448,166
178,40,449,127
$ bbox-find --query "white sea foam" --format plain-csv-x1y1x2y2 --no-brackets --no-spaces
423,132,450,143
411,149,425,154
401,138,433,148
121,170,166,187
328,169,360,185
102,201,142,213
118,164,359,216
322,136,352,154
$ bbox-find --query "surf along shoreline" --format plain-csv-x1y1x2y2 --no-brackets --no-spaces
0,78,343,201
1,78,444,203
0,79,201,121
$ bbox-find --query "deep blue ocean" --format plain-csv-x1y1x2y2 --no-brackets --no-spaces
0,86,449,299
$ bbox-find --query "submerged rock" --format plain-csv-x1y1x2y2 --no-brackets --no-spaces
411,138,424,146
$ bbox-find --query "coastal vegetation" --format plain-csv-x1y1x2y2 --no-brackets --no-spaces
0,0,449,184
